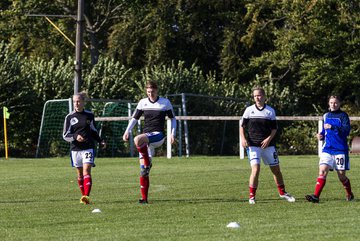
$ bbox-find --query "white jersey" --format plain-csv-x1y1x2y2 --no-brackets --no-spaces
133,96,175,133
241,104,277,147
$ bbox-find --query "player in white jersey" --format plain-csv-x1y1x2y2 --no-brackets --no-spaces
123,81,176,204
240,87,295,204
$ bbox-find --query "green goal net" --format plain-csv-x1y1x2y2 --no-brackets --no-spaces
96,101,132,157
36,99,72,158
36,99,132,158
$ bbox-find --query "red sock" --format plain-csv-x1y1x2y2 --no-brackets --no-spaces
341,178,353,196
277,184,286,195
77,177,85,195
249,186,257,199
137,143,150,167
314,175,326,197
140,176,150,201
84,174,92,196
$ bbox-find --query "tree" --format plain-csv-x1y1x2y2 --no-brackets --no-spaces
236,1,360,115
220,0,279,83
0,42,41,156
0,0,125,64
108,0,246,74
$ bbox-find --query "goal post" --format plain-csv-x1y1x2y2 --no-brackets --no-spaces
36,98,133,158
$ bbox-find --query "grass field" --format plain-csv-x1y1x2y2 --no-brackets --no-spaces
1,155,360,241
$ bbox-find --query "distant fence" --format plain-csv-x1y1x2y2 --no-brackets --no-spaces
96,116,360,159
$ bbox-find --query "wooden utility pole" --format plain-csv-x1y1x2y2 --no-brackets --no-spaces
74,0,84,94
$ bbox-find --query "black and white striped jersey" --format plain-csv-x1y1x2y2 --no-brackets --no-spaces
133,96,175,133
241,104,277,147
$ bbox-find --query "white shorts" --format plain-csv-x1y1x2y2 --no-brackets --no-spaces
319,152,349,171
139,132,165,159
70,149,95,167
247,146,279,166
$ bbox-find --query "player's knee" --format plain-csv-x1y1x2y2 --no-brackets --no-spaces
337,171,347,181
134,135,147,147
140,166,151,177
134,136,141,146
319,169,328,177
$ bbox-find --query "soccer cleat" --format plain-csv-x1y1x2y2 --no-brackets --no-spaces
346,193,354,201
305,194,319,203
279,192,296,202
249,197,256,204
138,199,148,204
80,195,90,205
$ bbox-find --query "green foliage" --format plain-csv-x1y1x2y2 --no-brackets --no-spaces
0,42,40,156
84,56,134,100
278,121,318,155
108,1,246,73
343,102,360,139
247,1,360,114
23,57,74,101
0,0,126,62
138,61,217,96
0,1,76,59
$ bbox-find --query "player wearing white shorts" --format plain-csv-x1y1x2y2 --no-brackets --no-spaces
63,92,106,204
240,87,295,204
306,95,353,203
123,81,176,204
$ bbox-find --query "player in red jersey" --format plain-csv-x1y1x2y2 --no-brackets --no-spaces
123,81,176,204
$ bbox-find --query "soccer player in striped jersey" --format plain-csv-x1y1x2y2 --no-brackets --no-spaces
240,87,295,204
306,95,353,203
123,81,176,204
63,92,106,204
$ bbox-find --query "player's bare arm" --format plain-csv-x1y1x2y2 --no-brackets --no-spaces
260,137,271,149
123,118,138,142
240,126,248,148
261,129,276,149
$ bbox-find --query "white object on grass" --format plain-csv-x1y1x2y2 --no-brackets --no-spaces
226,222,240,228
92,208,101,213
